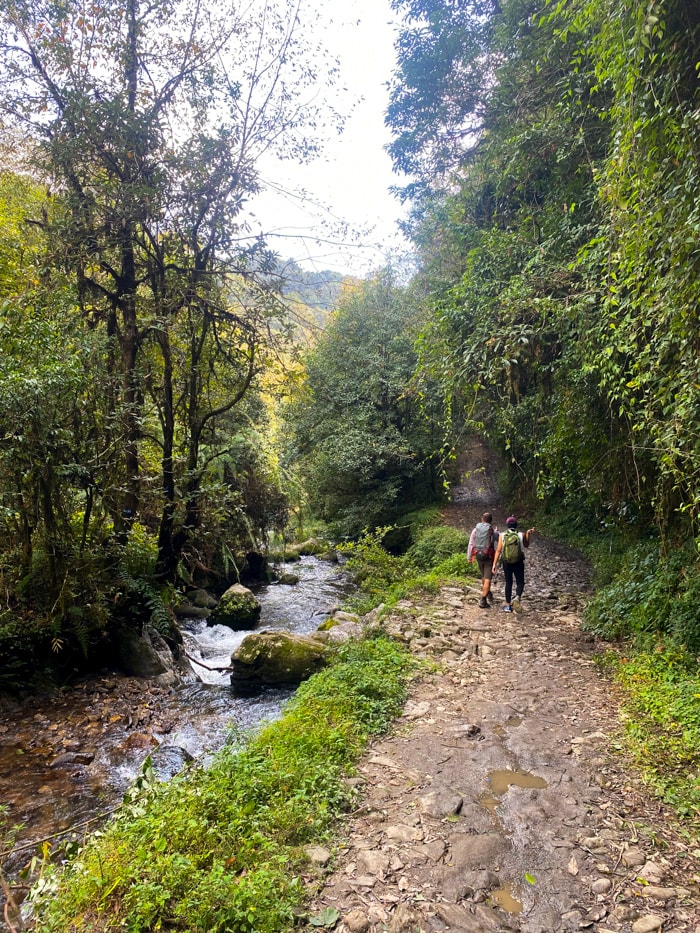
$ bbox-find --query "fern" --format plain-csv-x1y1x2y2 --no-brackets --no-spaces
114,570,173,636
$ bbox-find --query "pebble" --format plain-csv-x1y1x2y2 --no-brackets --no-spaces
631,916,664,933
417,789,463,819
638,861,665,884
611,905,639,922
385,824,424,843
642,885,677,901
304,844,331,866
622,846,647,868
343,908,369,932
387,904,424,932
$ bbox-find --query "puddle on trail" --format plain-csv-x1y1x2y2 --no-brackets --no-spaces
492,718,523,737
481,768,548,814
480,770,545,916
489,880,524,914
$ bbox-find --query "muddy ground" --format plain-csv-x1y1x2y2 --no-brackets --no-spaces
302,458,700,932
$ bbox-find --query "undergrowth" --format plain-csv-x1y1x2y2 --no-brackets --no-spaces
30,635,417,933
583,541,700,651
599,646,700,827
585,536,700,830
339,524,479,615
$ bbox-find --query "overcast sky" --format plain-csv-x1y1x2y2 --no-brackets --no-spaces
244,0,411,278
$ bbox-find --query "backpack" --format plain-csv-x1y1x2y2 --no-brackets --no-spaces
473,522,495,559
502,529,524,564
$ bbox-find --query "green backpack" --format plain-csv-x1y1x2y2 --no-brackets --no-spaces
502,529,523,564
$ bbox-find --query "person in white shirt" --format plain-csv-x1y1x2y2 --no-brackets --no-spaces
467,512,498,609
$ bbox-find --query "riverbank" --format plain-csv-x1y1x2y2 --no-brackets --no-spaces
4,540,699,931
4,482,700,930
0,555,353,925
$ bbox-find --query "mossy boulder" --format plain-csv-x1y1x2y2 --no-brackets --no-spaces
296,537,324,556
316,610,363,644
268,538,328,563
275,572,300,585
230,631,328,692
267,548,301,563
208,584,261,630
187,588,218,609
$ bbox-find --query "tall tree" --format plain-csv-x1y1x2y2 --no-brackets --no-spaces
0,0,341,578
390,0,700,537
285,271,443,536
386,0,500,205
553,0,700,528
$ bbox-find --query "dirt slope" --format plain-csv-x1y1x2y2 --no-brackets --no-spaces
303,449,700,933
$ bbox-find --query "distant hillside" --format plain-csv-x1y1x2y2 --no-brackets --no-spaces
277,260,346,312
272,259,355,340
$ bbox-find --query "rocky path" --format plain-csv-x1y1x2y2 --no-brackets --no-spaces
303,456,700,932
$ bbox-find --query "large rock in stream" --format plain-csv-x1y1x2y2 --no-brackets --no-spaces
116,626,190,685
208,583,261,629
230,631,328,692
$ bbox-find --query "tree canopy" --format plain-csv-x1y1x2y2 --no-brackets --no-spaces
2,0,700,685
284,272,443,537
0,0,343,681
386,0,700,540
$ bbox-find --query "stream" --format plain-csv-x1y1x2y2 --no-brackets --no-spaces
0,556,354,908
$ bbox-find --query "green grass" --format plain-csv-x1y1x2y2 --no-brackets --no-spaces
339,524,479,615
29,635,416,932
579,532,700,831
600,646,700,828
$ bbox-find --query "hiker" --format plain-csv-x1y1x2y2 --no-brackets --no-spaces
467,511,498,609
492,515,535,612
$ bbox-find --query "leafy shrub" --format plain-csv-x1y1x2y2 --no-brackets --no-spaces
406,526,471,571
0,613,54,691
583,541,700,651
340,524,480,614
123,521,159,579
113,570,175,637
610,646,700,822
432,553,479,579
340,528,415,595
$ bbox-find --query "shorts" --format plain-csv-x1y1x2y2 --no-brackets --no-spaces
476,555,493,580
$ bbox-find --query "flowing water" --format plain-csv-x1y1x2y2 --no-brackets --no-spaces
0,556,354,906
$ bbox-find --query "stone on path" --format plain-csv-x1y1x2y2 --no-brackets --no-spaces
632,915,664,933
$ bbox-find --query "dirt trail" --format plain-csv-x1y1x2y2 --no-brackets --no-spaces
303,447,700,932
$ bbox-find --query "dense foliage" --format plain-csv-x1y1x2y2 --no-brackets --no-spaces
387,0,700,632
284,272,445,537
605,646,700,821
0,0,344,683
0,0,699,844
340,521,478,614
386,0,700,824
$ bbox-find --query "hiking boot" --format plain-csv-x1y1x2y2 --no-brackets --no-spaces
503,604,513,613
478,597,490,609
513,596,521,612
486,591,494,605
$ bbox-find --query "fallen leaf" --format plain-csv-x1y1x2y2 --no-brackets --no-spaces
309,907,340,928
